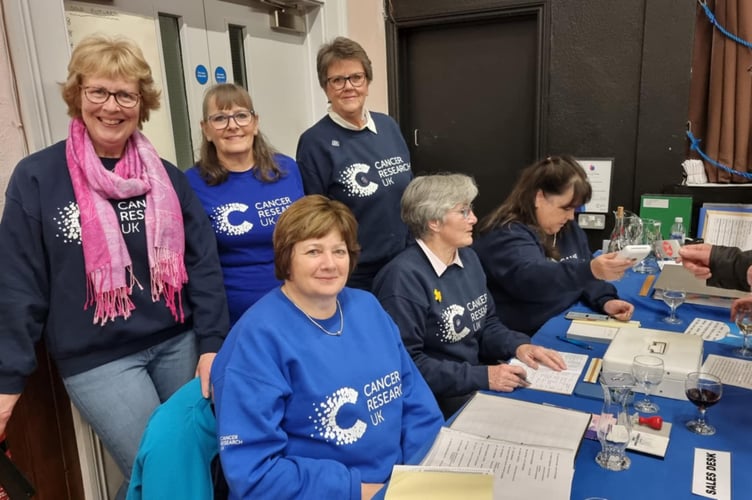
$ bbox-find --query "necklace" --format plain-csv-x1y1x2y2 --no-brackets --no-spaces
283,289,344,336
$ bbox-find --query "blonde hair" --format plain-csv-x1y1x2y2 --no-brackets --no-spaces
61,34,160,128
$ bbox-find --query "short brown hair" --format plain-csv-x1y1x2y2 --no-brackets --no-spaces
61,34,160,128
316,37,373,89
273,195,361,280
197,83,282,186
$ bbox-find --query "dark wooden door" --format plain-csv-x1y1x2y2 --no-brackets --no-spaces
395,9,546,219
6,345,83,500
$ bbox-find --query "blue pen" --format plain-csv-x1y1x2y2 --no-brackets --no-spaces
556,335,593,350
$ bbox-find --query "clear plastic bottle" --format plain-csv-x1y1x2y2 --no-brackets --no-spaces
670,217,685,244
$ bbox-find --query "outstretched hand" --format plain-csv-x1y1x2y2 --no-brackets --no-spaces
678,243,713,280
591,252,635,281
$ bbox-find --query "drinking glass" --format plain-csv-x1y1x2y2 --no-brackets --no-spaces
633,219,661,274
661,289,686,324
631,355,664,413
685,372,723,435
734,305,752,358
595,372,635,471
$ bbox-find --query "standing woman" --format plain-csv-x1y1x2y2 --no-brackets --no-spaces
474,155,634,336
296,37,413,291
186,83,304,325
0,35,228,499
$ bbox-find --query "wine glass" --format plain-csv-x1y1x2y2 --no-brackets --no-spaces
661,289,686,324
631,355,664,413
685,372,723,435
634,219,661,274
734,305,752,358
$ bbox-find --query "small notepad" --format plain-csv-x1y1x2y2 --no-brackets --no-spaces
509,351,589,395
684,318,729,341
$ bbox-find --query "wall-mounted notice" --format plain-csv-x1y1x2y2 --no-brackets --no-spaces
576,158,613,213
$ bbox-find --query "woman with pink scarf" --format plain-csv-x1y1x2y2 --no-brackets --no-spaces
0,35,228,499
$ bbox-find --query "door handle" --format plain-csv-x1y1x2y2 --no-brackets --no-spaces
413,129,419,147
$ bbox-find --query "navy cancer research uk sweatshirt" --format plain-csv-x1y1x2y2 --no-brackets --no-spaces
0,141,228,395
473,220,618,335
373,244,531,402
296,112,413,288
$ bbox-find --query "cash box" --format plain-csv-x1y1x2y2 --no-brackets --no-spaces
602,328,703,401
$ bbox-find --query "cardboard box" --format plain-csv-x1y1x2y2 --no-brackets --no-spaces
602,328,703,401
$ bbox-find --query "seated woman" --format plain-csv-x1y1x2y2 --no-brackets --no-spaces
211,195,444,500
474,155,635,336
373,174,565,418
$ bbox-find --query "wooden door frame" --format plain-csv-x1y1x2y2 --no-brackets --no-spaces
384,0,551,160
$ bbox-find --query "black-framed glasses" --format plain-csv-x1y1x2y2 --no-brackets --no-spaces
326,72,366,90
81,86,140,108
206,110,256,130
455,204,474,219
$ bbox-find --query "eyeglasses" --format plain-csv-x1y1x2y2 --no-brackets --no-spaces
326,72,366,90
206,110,256,130
455,204,474,219
81,86,140,108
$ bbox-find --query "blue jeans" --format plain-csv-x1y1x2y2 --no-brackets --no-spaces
63,331,197,500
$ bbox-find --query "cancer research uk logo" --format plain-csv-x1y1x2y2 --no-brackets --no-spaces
309,371,403,446
210,196,294,236
438,293,489,343
339,156,410,198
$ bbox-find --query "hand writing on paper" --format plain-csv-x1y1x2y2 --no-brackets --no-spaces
678,243,713,280
488,364,530,392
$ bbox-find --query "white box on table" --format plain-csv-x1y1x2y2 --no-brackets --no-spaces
602,328,703,401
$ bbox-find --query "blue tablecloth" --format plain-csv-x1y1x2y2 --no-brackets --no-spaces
507,269,752,500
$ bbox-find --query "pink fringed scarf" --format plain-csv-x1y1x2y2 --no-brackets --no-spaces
66,118,188,325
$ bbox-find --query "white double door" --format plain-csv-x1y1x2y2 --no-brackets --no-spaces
63,0,340,169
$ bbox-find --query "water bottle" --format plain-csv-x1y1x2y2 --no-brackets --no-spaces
670,217,685,244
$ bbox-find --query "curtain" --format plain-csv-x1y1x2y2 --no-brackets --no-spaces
687,0,752,183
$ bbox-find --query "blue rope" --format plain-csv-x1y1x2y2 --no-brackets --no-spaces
699,0,752,49
686,129,752,180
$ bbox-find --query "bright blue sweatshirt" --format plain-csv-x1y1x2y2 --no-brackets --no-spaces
185,154,304,324
0,141,228,392
127,378,217,500
296,113,412,290
373,244,531,402
211,287,443,500
473,221,618,334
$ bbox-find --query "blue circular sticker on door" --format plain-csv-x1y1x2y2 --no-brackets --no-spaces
195,65,208,85
215,66,227,83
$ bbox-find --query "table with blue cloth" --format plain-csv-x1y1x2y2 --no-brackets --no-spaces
492,268,752,500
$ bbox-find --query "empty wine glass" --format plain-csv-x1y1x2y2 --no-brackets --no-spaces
631,355,664,413
685,372,723,435
633,219,661,274
734,305,752,358
661,289,686,324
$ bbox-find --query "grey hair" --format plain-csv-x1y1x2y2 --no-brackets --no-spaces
401,173,478,238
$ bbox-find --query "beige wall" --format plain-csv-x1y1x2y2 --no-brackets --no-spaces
0,1,389,207
347,0,388,113
0,5,27,209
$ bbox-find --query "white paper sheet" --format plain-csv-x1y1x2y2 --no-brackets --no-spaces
421,427,573,500
509,352,589,395
701,354,752,389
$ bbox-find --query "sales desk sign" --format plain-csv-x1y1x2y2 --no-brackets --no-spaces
692,448,730,500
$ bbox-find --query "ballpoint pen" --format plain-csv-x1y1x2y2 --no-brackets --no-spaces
556,335,593,350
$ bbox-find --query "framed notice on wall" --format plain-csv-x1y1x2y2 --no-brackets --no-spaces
576,158,613,213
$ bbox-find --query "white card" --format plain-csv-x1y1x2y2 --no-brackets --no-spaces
692,448,731,500
684,318,729,341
